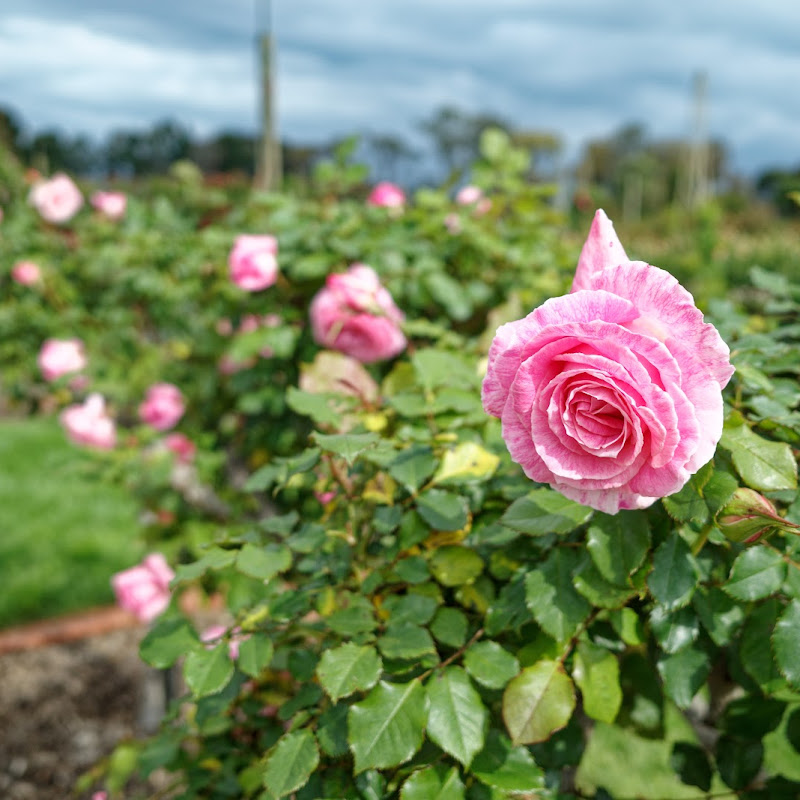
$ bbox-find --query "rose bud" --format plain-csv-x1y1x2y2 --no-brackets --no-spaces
717,488,799,544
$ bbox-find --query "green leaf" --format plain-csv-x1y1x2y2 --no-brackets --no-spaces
649,605,700,654
139,617,199,668
316,703,349,757
464,641,520,690
262,729,320,798
525,548,590,642
502,660,576,745
785,707,800,753
470,729,546,791
721,696,786,738
173,546,236,581
773,599,800,689
663,475,710,524
237,634,274,678
316,643,383,703
426,667,487,767
740,599,786,693
393,556,430,584
609,607,647,646
716,735,763,790
430,607,468,648
285,386,341,426
236,542,292,581
573,641,622,724
433,442,500,485
416,489,469,531
347,680,428,773
314,432,380,465
378,622,437,660
183,644,235,697
692,586,745,646
656,646,710,708
586,511,651,585
721,420,797,491
430,546,484,587
500,488,593,536
400,765,465,800
724,547,786,601
424,271,473,321
703,469,739,516
389,446,438,493
647,531,699,611
383,593,438,625
572,557,637,609
670,742,712,792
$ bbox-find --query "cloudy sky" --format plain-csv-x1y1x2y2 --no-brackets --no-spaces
1,0,798,176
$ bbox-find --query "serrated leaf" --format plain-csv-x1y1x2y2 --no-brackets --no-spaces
586,511,651,585
470,729,546,791
501,488,593,536
430,607,468,648
647,531,699,610
433,442,500,484
347,680,427,773
663,475,710,524
670,742,712,791
573,641,622,724
416,489,469,531
464,641,520,690
740,599,786,693
236,542,292,581
262,729,319,798
426,667,487,766
316,703,349,757
649,605,700,654
400,765,465,800
183,644,234,697
716,735,763,790
721,421,797,491
573,557,637,609
724,547,786,601
429,546,483,587
773,599,800,689
502,660,576,744
316,643,382,703
525,548,590,642
285,386,340,426
692,586,745,646
314,432,380,465
173,547,236,581
703,469,739,516
388,446,438,493
378,623,436,660
139,617,199,668
656,645,710,708
237,634,273,678
721,696,785,738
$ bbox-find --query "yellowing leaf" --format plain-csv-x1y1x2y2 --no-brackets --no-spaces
434,442,500,485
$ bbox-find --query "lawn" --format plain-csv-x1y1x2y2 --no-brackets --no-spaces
0,416,142,627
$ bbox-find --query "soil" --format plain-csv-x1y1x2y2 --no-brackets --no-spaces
0,624,163,799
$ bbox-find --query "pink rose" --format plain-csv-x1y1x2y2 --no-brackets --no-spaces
444,213,462,234
12,260,41,286
201,624,247,660
229,234,278,291
60,393,117,450
482,209,734,514
310,263,406,363
164,432,196,464
38,338,87,381
456,185,483,205
111,553,174,623
29,173,83,224
91,190,127,220
139,383,185,431
367,181,405,209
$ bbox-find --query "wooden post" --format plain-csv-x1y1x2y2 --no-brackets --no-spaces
254,31,282,191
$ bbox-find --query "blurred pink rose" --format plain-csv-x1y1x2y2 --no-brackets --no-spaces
367,181,405,209
456,185,482,205
239,314,261,334
12,260,41,286
201,624,247,660
314,489,337,505
60,393,117,450
92,793,108,800
216,317,234,336
111,553,174,623
218,354,255,375
164,432,196,464
483,209,734,514
139,383,185,431
310,263,406,363
38,338,87,381
91,190,127,220
444,213,462,234
29,173,83,224
229,234,278,291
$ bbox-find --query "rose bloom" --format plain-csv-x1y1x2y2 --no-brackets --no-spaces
229,234,279,291
164,432,196,464
310,263,406,363
367,181,405,208
60,393,117,450
111,553,174,623
29,172,84,224
482,209,734,514
11,260,41,286
456,185,483,205
38,338,87,381
91,190,127,220
139,382,185,431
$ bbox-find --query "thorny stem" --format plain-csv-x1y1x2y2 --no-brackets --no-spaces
419,627,484,682
558,608,601,664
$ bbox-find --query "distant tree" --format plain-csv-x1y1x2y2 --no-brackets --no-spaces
24,130,96,175
364,133,419,184
757,167,800,216
511,130,563,181
104,120,192,176
192,132,256,175
0,106,24,155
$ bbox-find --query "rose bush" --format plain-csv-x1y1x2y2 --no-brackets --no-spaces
483,210,734,513
111,553,174,623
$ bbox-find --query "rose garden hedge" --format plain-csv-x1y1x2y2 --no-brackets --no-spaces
3,131,800,798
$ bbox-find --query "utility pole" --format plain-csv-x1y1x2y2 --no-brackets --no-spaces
254,0,281,191
684,71,709,209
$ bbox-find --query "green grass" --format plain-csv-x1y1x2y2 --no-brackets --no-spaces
0,416,143,627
